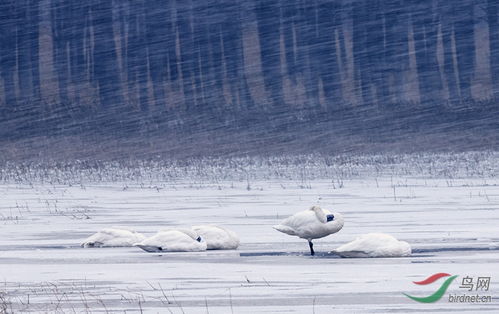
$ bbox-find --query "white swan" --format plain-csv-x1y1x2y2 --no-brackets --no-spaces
81,227,146,248
134,228,207,252
192,225,240,250
333,233,411,258
273,206,344,255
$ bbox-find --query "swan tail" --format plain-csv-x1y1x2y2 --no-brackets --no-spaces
273,224,297,236
134,244,163,253
82,241,103,248
332,250,371,258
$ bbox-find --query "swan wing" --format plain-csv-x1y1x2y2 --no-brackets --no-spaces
192,225,239,250
274,210,326,239
136,230,206,252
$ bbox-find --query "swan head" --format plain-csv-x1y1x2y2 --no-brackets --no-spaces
328,212,343,225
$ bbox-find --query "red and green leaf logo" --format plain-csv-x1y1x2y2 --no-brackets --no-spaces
404,273,458,303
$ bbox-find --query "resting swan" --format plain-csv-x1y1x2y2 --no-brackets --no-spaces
134,228,207,252
332,233,411,257
274,206,344,255
81,227,146,248
192,225,239,250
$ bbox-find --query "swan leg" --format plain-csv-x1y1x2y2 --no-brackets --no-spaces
308,240,315,256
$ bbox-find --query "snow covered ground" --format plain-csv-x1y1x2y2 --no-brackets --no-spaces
1,154,498,313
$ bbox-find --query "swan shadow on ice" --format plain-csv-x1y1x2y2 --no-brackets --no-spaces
240,246,499,258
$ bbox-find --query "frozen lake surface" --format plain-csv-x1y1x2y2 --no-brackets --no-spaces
1,157,498,313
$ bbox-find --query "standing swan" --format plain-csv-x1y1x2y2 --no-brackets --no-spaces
273,206,344,255
134,228,207,252
192,225,240,250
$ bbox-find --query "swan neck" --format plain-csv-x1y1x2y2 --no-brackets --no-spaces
311,206,327,223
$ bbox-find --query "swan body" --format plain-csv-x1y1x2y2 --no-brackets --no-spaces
274,206,344,255
333,233,411,258
192,225,239,250
81,227,146,248
135,228,207,252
